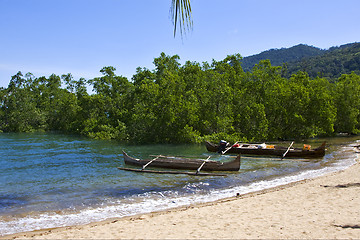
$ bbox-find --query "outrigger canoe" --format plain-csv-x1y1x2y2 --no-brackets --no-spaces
205,141,326,158
120,151,241,172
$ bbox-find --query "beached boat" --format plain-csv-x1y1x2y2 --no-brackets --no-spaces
120,151,241,172
205,141,326,158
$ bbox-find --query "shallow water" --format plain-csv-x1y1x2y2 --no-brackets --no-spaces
0,133,359,236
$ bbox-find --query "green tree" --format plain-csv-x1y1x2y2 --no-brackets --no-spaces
247,60,283,140
128,53,184,143
306,77,336,136
3,72,46,132
334,72,360,134
127,75,160,143
86,67,132,140
0,87,6,132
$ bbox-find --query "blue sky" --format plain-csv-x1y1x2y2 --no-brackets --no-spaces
1,0,359,88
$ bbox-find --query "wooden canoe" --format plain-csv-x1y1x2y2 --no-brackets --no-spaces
121,151,241,171
205,141,326,158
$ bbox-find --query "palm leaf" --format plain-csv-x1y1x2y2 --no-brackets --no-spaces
171,0,193,37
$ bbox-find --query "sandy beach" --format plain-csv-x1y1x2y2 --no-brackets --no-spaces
4,146,360,239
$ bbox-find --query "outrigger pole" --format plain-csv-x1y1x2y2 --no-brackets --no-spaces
117,167,227,176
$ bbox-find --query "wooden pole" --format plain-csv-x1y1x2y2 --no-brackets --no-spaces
142,156,161,170
196,156,211,174
281,141,294,160
222,142,238,155
117,167,227,176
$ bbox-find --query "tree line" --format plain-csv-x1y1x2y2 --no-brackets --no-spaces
1,53,360,143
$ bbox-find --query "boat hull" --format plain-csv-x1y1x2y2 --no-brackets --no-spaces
122,151,241,171
205,141,326,158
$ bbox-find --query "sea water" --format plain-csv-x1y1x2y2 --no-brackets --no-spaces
0,133,359,236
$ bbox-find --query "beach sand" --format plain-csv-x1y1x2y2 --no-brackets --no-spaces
4,146,360,239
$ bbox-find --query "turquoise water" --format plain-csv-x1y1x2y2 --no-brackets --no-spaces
0,133,359,236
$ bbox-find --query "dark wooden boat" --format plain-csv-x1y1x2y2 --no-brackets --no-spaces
205,141,326,158
121,151,241,171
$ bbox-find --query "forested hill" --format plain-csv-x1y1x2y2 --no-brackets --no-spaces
285,42,360,78
241,44,325,71
242,42,360,79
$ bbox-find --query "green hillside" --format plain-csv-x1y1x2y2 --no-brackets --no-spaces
242,42,360,79
285,42,360,78
241,44,325,72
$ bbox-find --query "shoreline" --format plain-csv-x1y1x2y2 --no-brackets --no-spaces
3,146,360,239
3,178,314,238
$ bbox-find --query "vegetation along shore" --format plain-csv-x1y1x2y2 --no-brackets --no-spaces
1,42,360,144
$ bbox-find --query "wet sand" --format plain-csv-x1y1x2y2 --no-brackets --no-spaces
4,146,360,239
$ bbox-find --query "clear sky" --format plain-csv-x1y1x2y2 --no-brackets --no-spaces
1,0,359,88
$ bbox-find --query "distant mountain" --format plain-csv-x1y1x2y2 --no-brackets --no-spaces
241,44,325,72
285,42,360,78
241,42,360,79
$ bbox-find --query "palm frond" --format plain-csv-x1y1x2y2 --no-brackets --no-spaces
171,0,193,37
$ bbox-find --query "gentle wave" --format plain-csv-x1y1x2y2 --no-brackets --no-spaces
1,141,357,236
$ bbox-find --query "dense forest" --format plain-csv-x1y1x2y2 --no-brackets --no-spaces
1,52,360,143
242,42,360,79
